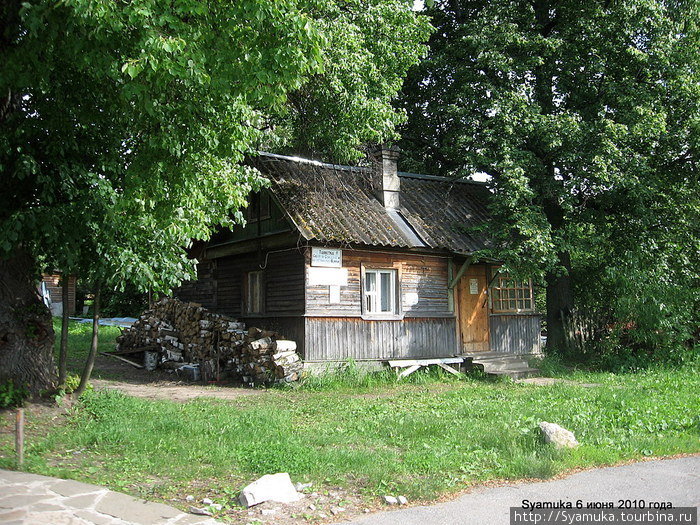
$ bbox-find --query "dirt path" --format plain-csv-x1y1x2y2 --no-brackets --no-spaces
90,378,261,402
81,351,262,402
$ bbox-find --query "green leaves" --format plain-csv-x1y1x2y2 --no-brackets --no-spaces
398,0,700,357
121,61,143,79
3,0,424,294
269,0,432,162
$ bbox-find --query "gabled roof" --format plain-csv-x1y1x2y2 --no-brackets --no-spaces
249,152,491,255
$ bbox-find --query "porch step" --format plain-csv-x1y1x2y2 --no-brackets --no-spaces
463,352,541,379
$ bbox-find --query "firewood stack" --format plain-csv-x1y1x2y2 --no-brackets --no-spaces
115,298,302,384
239,328,303,384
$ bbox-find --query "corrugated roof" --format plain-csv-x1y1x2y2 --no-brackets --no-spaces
250,152,491,255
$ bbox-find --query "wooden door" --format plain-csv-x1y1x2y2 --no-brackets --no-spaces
456,265,489,352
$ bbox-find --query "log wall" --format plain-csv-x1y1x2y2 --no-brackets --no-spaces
175,248,305,318
178,246,462,361
41,274,77,315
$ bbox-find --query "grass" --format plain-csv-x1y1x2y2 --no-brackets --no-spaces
1,323,698,514
52,318,123,378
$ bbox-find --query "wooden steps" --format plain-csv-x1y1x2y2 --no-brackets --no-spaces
463,352,541,379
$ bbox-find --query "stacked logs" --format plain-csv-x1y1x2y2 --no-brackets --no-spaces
239,329,303,384
115,298,302,384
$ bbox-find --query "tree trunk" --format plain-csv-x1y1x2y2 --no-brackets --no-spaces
74,284,100,397
0,253,56,396
58,275,69,386
545,251,575,356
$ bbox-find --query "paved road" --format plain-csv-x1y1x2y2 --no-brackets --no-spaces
337,456,700,525
0,469,220,525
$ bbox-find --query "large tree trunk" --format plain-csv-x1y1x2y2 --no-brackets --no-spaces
0,253,56,396
74,284,100,397
545,251,575,355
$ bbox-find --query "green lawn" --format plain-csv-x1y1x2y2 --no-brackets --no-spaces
1,323,698,516
52,318,123,378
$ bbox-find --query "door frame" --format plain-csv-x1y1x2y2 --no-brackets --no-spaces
453,261,490,353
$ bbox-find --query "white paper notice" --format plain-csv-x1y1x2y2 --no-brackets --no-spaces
308,267,349,286
311,247,342,267
469,278,479,295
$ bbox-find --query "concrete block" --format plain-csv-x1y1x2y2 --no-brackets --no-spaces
239,473,303,507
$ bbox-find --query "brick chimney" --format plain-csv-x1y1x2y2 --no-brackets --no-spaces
372,144,401,209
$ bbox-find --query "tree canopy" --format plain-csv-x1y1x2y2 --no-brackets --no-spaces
0,0,430,392
399,0,700,360
1,0,430,289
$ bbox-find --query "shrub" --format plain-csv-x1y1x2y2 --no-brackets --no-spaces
100,282,148,317
0,380,29,409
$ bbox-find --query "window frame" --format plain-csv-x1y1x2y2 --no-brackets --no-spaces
244,270,265,315
490,271,534,314
361,266,401,319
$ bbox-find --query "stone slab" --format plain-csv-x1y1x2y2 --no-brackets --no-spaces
29,503,66,513
95,491,181,524
0,485,32,496
24,510,93,524
0,470,54,484
1,469,223,525
0,494,54,509
74,509,123,525
0,509,28,521
50,479,107,497
64,493,103,510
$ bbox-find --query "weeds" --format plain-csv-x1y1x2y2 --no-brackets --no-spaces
1,321,694,507
1,361,697,503
295,358,463,391
0,379,28,408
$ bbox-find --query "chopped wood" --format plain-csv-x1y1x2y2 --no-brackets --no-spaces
115,297,302,384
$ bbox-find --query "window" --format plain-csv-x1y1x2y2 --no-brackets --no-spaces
491,273,534,313
363,269,398,315
245,271,264,314
244,192,271,222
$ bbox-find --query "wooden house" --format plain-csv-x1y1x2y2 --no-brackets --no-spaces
176,149,541,364
40,274,77,317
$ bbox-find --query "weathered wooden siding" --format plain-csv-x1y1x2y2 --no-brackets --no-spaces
175,248,305,318
304,317,457,361
207,190,291,246
489,314,541,354
305,249,451,317
176,261,218,310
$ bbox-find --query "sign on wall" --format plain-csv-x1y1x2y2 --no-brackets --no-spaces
311,247,342,267
469,278,479,295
